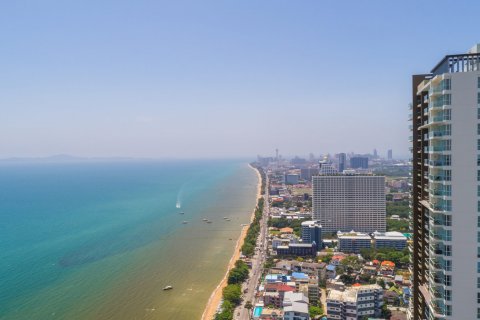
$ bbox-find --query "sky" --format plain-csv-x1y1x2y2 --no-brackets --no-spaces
1,0,479,159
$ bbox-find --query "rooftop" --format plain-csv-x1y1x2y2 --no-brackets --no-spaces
327,284,382,303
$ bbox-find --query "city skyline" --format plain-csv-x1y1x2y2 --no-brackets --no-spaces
2,1,480,158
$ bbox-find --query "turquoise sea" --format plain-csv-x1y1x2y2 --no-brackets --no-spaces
0,160,259,320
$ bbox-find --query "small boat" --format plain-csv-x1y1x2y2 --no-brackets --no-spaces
182,221,188,224
223,217,228,219
202,218,208,221
228,238,233,240
179,212,185,215
225,218,231,221
206,221,212,224
163,286,173,290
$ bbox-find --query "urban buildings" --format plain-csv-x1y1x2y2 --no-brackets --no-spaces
350,156,369,169
388,149,393,160
337,231,372,253
312,175,386,233
409,44,480,319
326,284,384,320
301,220,322,247
337,153,346,173
285,173,299,185
373,231,407,250
337,231,408,253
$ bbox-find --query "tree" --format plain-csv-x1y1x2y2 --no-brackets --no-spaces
340,255,362,274
381,304,392,318
309,305,323,318
223,284,242,305
377,278,386,289
245,301,253,310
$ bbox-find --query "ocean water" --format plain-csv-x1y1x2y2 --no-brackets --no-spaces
0,160,259,320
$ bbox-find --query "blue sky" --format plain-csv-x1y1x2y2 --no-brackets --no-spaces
1,0,479,159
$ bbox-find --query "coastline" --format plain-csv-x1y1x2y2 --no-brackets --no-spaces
201,164,262,320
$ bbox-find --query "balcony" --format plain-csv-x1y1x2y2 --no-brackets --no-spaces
429,174,450,182
428,129,450,139
428,160,450,167
427,146,450,153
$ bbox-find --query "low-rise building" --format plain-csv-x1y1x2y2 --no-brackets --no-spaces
372,231,407,250
276,243,317,257
283,292,310,320
337,231,372,253
326,284,383,320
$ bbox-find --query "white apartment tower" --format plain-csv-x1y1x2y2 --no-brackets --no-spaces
312,174,386,233
410,44,480,320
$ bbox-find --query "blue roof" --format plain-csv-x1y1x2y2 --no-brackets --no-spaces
326,265,336,271
291,272,308,279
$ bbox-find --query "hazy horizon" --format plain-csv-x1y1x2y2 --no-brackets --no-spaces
2,1,479,159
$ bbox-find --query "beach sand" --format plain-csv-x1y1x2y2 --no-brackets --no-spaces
201,164,262,320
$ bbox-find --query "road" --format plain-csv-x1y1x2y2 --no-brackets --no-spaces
235,176,270,320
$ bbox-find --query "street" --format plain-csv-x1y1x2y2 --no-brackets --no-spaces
235,176,270,320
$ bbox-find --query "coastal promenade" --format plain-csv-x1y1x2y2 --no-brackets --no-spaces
236,177,269,320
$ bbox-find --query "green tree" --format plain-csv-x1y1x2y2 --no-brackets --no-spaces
309,305,323,318
223,284,242,305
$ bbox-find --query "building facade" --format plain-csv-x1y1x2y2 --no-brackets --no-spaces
327,284,384,320
350,156,369,169
337,231,372,253
409,44,480,320
338,153,347,173
312,175,386,233
373,231,407,250
301,220,322,248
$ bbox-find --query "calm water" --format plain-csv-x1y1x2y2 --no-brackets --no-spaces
0,160,259,320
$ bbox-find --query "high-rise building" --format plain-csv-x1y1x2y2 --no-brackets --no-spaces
373,148,378,158
337,153,346,173
350,156,369,169
312,175,386,233
409,44,480,320
301,221,322,248
387,149,393,160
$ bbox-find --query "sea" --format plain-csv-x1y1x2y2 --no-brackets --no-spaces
0,160,259,320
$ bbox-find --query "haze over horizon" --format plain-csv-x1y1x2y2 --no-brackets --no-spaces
2,1,479,159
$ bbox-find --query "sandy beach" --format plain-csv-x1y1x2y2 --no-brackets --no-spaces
201,164,262,320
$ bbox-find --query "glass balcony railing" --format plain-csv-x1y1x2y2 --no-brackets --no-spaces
429,189,451,196
429,130,450,138
428,160,450,167
427,146,450,152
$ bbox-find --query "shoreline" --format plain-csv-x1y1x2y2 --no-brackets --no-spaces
201,164,262,320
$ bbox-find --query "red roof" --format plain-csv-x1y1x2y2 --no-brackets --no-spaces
352,283,362,287
381,260,395,268
277,284,295,292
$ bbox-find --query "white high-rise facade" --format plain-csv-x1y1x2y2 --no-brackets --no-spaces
312,175,386,233
410,44,480,320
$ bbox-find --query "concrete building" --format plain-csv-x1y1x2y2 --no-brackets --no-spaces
337,231,372,253
372,231,407,250
301,220,322,248
409,44,480,319
285,174,299,185
387,149,393,160
276,243,317,257
300,167,319,181
338,153,347,173
326,284,383,320
350,156,369,169
312,175,386,233
283,292,310,320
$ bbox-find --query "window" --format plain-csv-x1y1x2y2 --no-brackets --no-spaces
444,93,451,105
478,92,480,105
478,201,480,212
478,124,480,135
478,77,480,89
444,78,451,90
478,292,480,303
477,307,480,319
445,275,451,286
478,170,480,181
445,289,452,301
446,305,452,316
478,108,480,119
445,245,452,256
478,215,480,227
478,231,480,242
445,229,452,241
445,259,452,271
444,109,451,121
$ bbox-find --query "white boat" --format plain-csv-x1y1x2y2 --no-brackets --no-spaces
163,285,173,290
182,221,188,224
179,211,185,214
202,218,208,221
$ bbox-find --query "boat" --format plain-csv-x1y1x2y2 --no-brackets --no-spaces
202,218,208,221
206,220,212,224
225,218,231,221
179,211,185,214
163,286,173,290
223,217,228,219
182,221,188,224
